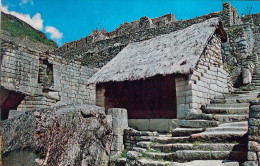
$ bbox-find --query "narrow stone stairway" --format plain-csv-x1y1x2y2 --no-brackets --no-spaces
252,28,260,86
116,87,260,166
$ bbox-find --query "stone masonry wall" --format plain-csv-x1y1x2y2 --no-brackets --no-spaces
49,54,96,105
1,41,41,95
1,40,96,114
176,35,229,119
244,100,260,166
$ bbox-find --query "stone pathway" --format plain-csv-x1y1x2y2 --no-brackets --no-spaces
115,87,260,166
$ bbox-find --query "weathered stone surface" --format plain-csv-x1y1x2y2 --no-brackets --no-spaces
2,104,113,166
242,68,252,84
243,161,258,166
179,120,219,128
8,110,25,119
247,151,258,161
250,105,260,112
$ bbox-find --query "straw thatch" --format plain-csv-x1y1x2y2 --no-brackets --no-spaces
88,17,224,84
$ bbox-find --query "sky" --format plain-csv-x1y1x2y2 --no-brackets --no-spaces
1,0,260,47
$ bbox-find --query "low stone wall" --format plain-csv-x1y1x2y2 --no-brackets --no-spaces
123,128,159,150
244,100,260,166
176,35,230,119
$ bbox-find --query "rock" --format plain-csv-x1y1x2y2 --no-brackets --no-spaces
247,151,258,161
250,100,260,106
1,104,113,166
126,151,140,160
243,161,259,166
242,68,252,84
250,105,260,112
8,110,25,119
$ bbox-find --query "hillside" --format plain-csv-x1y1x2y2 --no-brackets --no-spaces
1,12,58,49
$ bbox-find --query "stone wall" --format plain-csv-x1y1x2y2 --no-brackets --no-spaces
244,100,260,166
222,2,241,27
50,54,96,105
123,128,159,151
1,40,96,116
1,41,41,95
222,24,255,86
176,34,229,119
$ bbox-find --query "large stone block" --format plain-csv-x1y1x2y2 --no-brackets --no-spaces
242,68,252,84
247,151,258,161
249,119,260,126
243,161,258,166
250,105,260,112
107,108,128,136
248,141,260,152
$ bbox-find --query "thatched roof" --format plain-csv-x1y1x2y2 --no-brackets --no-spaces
88,17,225,84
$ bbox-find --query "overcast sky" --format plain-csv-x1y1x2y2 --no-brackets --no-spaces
1,0,260,47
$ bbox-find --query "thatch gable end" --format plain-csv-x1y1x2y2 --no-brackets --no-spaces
88,17,226,84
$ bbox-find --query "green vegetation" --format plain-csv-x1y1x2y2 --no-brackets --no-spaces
1,12,58,49
121,150,128,158
192,141,201,148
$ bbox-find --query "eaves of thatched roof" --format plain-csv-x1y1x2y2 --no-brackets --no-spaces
88,17,226,84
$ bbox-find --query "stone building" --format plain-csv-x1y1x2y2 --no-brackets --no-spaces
88,18,229,131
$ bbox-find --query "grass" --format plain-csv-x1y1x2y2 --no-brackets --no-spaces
121,149,128,158
192,141,201,148
1,12,58,49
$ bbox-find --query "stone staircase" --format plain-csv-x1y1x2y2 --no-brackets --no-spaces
252,28,260,86
117,87,260,166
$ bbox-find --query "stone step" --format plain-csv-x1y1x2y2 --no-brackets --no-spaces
156,136,190,144
171,128,204,137
206,126,248,132
211,96,257,104
210,98,237,104
219,121,248,127
137,141,153,149
137,158,172,166
145,152,176,161
140,136,158,142
151,143,247,152
190,131,247,143
192,143,247,151
203,107,249,114
151,143,193,153
207,103,249,108
231,91,250,94
213,114,249,122
179,120,219,128
176,150,247,161
133,147,147,153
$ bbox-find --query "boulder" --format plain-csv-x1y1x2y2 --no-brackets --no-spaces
2,104,113,166
242,68,252,84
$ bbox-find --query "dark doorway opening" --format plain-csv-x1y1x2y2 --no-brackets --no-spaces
103,75,177,119
1,87,25,120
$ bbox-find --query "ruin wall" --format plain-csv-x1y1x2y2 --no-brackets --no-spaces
176,35,230,119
